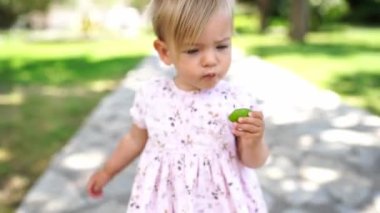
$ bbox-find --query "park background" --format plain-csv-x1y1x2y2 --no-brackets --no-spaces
0,0,379,212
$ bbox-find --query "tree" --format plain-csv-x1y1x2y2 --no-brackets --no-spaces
257,0,271,33
0,0,51,29
289,0,309,42
345,0,380,24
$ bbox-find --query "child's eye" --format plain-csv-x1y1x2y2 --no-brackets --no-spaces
185,49,199,54
217,45,229,50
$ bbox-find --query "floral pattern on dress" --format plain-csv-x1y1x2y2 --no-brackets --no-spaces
128,77,267,213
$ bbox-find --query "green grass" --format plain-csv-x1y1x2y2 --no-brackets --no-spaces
0,33,153,212
233,14,380,114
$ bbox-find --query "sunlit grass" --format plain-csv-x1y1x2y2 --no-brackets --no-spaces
0,34,154,86
233,15,380,115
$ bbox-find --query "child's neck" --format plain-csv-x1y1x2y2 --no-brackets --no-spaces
173,77,202,92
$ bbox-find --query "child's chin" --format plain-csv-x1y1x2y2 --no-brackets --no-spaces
202,80,220,90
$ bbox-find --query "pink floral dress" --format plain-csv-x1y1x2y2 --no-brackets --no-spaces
127,77,267,213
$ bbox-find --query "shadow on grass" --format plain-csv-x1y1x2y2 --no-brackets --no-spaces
328,71,380,114
329,71,380,95
0,55,145,92
247,43,380,57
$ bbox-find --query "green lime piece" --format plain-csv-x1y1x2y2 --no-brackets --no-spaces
228,108,251,122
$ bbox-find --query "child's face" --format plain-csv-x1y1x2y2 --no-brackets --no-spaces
167,10,233,91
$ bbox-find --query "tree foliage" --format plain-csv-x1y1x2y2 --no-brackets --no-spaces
239,0,378,26
0,0,51,28
345,0,380,24
128,0,150,12
309,0,350,30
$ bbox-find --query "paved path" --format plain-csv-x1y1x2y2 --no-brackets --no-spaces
18,52,380,213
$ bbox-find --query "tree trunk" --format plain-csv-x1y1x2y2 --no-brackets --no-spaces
289,0,309,42
257,0,271,33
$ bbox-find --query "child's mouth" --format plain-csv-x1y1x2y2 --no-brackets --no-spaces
202,73,216,79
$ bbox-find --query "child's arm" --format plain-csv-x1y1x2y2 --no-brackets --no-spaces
87,124,147,197
232,111,269,168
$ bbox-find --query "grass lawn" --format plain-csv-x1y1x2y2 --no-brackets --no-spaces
233,14,380,115
0,33,153,212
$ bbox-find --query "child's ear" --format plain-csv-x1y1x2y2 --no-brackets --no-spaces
154,39,172,65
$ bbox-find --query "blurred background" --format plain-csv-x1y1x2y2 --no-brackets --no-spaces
0,0,379,212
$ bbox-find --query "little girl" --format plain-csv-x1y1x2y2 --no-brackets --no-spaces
87,0,269,212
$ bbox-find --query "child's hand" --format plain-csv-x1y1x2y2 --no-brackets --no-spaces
232,111,264,146
87,169,111,198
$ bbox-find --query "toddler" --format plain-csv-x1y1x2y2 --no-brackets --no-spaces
87,0,269,212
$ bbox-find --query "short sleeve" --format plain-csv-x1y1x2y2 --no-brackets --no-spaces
129,86,147,129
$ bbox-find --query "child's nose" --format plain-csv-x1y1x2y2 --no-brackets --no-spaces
201,49,217,67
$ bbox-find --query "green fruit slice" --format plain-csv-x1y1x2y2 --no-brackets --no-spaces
228,108,251,122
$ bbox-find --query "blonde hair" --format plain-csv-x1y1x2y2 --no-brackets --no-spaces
149,0,234,53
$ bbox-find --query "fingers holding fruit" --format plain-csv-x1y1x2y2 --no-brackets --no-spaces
229,109,264,140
